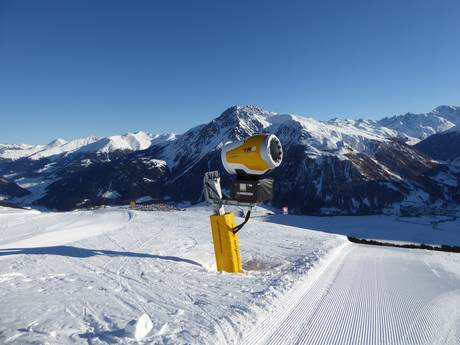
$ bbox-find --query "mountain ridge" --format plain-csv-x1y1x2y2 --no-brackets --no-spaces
3,105,459,160
1,105,459,214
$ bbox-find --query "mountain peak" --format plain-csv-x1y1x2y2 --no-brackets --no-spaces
47,138,67,147
433,105,459,113
218,105,273,119
431,105,460,126
214,106,275,133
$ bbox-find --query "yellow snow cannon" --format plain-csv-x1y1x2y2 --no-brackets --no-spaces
221,134,283,178
203,134,283,273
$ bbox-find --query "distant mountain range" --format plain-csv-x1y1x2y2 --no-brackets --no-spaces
1,105,459,215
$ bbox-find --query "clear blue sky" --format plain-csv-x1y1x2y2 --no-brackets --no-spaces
1,0,459,144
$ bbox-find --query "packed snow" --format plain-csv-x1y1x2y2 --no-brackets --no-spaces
0,206,344,344
1,206,460,344
265,212,460,246
244,244,460,345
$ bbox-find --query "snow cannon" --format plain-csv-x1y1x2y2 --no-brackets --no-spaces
221,134,282,204
221,134,283,178
203,134,283,273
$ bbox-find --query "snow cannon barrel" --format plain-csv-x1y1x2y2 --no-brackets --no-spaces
221,134,283,178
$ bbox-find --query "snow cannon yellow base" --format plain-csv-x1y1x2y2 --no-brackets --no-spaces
210,212,242,273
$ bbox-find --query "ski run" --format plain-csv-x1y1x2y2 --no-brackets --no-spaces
1,205,460,344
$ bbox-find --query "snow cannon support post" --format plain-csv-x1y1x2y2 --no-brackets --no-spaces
203,134,283,274
209,212,242,273
204,171,242,273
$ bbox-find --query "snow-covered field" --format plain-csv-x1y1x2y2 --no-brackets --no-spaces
0,206,344,344
1,206,460,344
265,212,460,246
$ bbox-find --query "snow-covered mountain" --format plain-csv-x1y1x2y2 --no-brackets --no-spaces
1,105,459,214
0,131,168,161
0,143,46,160
378,105,460,144
74,131,167,155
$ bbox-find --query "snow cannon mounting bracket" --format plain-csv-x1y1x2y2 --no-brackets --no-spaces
230,178,273,204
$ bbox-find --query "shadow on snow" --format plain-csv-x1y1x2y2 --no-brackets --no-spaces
0,245,202,267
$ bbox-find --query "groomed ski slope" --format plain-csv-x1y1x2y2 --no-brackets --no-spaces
243,243,460,345
0,206,344,344
1,206,460,344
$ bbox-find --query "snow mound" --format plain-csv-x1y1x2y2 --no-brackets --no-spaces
134,314,153,341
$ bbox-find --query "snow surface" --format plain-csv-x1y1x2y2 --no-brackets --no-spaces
1,206,460,344
133,313,153,341
243,244,460,345
0,206,344,344
265,213,460,246
1,206,459,344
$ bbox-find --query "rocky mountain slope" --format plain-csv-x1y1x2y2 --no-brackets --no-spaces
415,126,460,162
0,177,30,198
1,105,459,215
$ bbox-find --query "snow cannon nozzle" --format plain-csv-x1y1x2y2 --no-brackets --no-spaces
221,134,283,178
220,134,282,204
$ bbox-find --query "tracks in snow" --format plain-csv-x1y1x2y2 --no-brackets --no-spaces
242,244,460,345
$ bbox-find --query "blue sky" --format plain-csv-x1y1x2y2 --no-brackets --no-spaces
1,0,459,144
